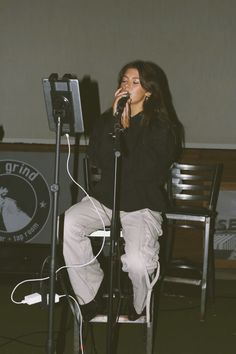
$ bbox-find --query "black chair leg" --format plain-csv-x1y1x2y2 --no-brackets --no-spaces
208,228,216,303
56,299,70,354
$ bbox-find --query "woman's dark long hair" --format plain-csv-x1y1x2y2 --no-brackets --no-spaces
118,60,185,159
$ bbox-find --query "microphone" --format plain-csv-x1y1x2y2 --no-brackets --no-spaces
115,94,130,116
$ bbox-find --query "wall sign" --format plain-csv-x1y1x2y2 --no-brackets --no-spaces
0,160,51,242
215,190,236,260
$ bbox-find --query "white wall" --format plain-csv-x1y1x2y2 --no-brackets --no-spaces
1,0,236,148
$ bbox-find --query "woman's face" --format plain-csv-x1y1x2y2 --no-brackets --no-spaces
120,68,150,108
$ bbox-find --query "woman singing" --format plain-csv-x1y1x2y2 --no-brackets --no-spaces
63,60,184,321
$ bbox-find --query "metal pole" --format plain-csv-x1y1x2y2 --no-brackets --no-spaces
106,114,122,354
47,116,62,354
106,150,121,354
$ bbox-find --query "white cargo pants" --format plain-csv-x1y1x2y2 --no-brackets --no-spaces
63,196,163,314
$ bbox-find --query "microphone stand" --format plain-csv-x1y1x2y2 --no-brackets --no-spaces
106,113,123,354
47,113,63,354
43,73,84,353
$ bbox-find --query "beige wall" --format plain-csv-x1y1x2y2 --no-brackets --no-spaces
1,0,236,147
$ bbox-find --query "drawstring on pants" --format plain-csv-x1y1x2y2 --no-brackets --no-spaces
144,261,160,325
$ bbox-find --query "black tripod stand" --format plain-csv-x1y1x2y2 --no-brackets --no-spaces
106,114,123,354
42,74,84,354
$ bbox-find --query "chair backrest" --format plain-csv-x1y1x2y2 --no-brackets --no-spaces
167,162,223,212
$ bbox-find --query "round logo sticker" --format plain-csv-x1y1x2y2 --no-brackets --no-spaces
0,160,51,242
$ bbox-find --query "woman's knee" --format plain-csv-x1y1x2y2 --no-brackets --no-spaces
121,252,145,275
63,207,85,240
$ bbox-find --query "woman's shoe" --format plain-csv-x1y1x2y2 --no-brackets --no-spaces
127,298,143,321
80,281,105,321
80,296,103,322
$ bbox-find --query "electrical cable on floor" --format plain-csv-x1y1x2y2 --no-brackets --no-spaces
10,133,108,307
6,134,109,354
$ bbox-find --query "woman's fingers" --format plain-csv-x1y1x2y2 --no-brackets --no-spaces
120,104,130,128
113,89,130,115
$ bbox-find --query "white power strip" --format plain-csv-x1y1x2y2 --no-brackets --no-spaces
22,292,60,305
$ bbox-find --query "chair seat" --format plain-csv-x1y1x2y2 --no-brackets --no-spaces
90,314,147,323
166,206,215,218
169,258,202,270
89,229,123,238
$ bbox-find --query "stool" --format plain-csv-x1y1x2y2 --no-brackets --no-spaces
70,228,159,354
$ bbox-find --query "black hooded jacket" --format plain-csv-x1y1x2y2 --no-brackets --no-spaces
88,109,176,212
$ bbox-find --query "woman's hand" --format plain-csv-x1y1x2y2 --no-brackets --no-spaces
112,88,131,129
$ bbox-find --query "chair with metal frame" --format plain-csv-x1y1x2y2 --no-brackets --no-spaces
164,162,223,321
